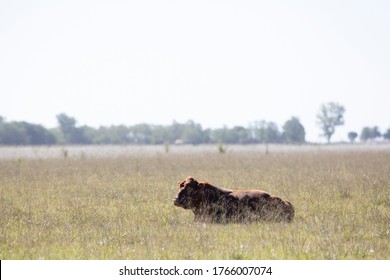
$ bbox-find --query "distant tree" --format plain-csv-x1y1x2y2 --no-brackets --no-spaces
82,125,130,145
383,128,390,140
246,121,280,154
316,102,345,143
264,122,282,143
167,121,185,143
360,126,381,142
202,128,212,144
150,125,168,144
56,113,76,136
128,123,152,144
50,127,65,144
360,127,370,142
181,120,205,145
22,122,56,145
0,122,28,145
248,121,263,143
0,121,56,145
56,113,90,144
282,117,305,144
233,126,251,144
347,131,358,143
211,126,237,144
249,121,282,144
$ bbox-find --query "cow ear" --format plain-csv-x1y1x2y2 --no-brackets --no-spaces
177,181,184,188
186,176,194,181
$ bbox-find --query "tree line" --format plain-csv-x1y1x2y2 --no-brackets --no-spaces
1,102,389,145
0,114,305,145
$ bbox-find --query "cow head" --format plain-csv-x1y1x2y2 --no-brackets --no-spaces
173,176,204,209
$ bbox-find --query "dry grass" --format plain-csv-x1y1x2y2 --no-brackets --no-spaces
0,145,389,259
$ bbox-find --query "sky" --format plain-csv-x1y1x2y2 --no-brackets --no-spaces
1,0,389,142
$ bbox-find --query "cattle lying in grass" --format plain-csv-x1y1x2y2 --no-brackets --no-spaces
173,176,294,223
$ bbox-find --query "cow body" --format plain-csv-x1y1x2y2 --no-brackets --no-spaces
174,177,294,223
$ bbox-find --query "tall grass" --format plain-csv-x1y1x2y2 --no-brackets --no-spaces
0,146,389,259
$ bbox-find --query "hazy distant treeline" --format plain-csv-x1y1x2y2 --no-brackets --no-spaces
0,114,305,145
0,114,388,145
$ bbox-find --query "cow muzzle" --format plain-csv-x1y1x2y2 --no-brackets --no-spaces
173,197,180,206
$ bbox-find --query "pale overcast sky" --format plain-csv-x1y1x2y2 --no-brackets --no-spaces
1,0,389,142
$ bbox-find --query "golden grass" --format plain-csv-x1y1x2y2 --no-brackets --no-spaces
0,145,389,259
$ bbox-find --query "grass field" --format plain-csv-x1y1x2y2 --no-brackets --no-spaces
0,145,389,259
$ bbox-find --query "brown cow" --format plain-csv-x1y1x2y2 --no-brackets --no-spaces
173,176,294,223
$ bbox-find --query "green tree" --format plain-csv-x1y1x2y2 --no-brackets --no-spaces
383,128,390,140
22,122,56,145
56,113,90,144
211,126,236,144
347,132,358,143
167,121,182,143
181,120,204,145
360,126,381,142
0,121,56,145
316,102,345,143
282,117,305,144
249,121,282,143
128,124,152,144
264,122,282,143
151,125,169,144
232,126,250,144
0,122,28,145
